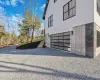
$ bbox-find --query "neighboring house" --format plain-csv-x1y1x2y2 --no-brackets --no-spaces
43,0,100,58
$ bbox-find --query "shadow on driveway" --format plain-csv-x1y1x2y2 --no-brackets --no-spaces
0,61,99,80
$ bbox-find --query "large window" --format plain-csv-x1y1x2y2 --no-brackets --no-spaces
97,31,100,47
48,15,53,27
63,0,76,21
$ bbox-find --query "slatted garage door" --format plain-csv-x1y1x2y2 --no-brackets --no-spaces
50,32,70,51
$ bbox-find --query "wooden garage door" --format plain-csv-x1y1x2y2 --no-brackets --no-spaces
50,32,70,51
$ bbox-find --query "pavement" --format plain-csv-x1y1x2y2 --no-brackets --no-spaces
0,46,100,80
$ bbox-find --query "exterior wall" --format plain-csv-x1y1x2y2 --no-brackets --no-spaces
71,25,86,56
71,22,95,58
94,0,100,57
45,0,94,47
85,23,95,58
44,0,100,58
45,33,50,47
45,0,94,35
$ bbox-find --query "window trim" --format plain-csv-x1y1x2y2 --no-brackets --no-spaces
97,30,100,47
54,0,57,3
48,15,53,28
63,0,76,21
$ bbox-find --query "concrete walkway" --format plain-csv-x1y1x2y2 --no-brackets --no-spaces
0,46,100,80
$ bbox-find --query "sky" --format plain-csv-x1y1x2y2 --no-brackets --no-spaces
0,0,46,35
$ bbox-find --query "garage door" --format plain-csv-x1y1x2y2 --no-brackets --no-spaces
50,31,70,51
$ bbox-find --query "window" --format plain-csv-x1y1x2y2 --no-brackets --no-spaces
48,15,53,27
97,0,100,15
97,31,100,47
54,0,57,3
63,0,76,21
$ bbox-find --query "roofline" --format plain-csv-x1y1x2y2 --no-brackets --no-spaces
42,0,49,20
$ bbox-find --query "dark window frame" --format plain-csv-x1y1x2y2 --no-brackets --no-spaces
48,15,53,27
97,31,100,47
54,0,57,3
63,0,76,21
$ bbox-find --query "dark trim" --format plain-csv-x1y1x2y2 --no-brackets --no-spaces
43,0,49,20
63,0,76,21
48,15,53,27
54,0,57,3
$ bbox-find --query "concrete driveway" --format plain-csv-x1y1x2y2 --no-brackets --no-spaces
0,46,100,80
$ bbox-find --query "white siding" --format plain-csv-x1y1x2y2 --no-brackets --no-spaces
45,0,94,35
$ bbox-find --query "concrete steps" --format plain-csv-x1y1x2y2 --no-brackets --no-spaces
38,41,45,48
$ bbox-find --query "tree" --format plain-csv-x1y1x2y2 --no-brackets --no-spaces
30,15,41,42
18,0,41,43
24,0,41,42
19,8,41,43
18,9,32,43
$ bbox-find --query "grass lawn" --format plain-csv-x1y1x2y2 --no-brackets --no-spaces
19,38,44,46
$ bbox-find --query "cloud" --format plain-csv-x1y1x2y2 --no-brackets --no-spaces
19,0,24,4
41,22,44,30
10,14,23,23
0,6,4,13
40,4,46,12
0,4,23,35
6,1,10,5
8,14,24,35
0,0,24,7
11,0,17,6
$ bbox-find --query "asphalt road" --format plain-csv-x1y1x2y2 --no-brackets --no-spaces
0,46,100,80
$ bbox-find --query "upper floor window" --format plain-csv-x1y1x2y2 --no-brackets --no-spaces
97,0,100,15
48,15,53,27
54,0,57,3
63,0,76,21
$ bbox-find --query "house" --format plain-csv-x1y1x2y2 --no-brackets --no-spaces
43,0,100,58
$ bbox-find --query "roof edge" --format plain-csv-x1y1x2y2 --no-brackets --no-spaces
42,0,49,20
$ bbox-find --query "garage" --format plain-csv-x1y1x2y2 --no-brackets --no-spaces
50,31,70,51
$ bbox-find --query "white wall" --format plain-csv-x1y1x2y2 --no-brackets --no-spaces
45,0,94,35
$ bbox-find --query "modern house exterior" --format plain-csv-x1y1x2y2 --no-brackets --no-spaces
43,0,100,58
